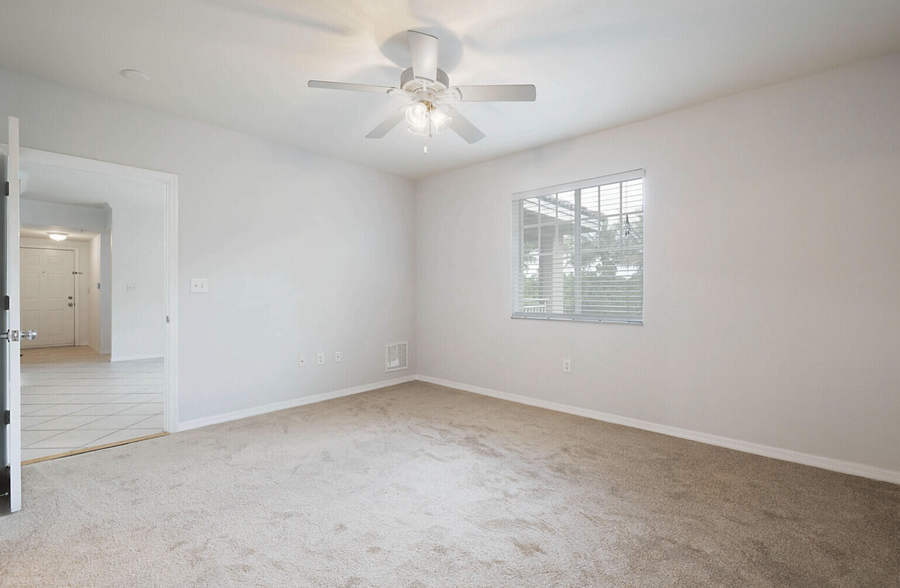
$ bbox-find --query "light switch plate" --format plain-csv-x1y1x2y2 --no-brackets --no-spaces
190,278,209,293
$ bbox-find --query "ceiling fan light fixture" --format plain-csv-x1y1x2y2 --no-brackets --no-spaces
308,30,535,144
47,232,68,241
431,108,452,133
407,122,430,137
405,102,429,127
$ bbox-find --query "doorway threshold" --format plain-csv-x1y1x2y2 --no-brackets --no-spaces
21,432,169,465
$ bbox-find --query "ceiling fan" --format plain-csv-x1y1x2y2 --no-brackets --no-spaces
308,30,536,144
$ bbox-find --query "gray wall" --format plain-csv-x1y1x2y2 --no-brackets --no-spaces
415,53,900,475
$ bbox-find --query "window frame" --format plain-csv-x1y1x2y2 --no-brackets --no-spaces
511,169,644,324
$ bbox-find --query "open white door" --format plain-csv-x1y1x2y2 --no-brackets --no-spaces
2,116,22,512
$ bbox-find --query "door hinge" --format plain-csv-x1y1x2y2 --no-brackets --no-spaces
4,182,8,196
3,411,9,426
3,296,8,311
166,316,170,324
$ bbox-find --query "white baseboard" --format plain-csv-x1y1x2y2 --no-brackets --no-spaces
111,353,164,362
82,342,110,355
177,375,416,432
416,375,900,485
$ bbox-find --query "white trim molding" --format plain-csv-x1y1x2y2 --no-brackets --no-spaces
111,354,164,363
82,342,107,355
177,375,416,432
415,375,900,485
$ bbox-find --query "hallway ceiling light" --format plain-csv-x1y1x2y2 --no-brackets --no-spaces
121,69,150,82
47,232,68,241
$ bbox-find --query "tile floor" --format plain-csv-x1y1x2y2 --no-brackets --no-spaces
21,346,164,462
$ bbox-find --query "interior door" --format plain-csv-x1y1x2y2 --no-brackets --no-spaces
2,116,22,512
21,248,75,348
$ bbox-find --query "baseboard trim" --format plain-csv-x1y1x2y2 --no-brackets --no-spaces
111,353,164,362
82,342,110,355
177,375,416,432
416,375,900,485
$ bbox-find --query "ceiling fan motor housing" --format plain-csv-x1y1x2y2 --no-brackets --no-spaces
400,67,450,94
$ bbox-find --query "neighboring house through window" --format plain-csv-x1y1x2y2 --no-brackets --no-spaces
511,169,644,323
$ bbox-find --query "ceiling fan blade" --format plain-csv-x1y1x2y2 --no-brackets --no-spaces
308,80,394,94
454,85,536,102
444,106,485,144
408,30,438,82
366,108,407,139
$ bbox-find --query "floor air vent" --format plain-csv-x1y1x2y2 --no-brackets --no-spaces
386,342,408,372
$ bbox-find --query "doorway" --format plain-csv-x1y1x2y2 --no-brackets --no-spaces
15,149,178,463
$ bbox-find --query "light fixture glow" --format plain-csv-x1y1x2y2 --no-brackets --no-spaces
431,108,452,133
405,101,453,138
405,102,428,127
47,232,68,241
407,123,430,137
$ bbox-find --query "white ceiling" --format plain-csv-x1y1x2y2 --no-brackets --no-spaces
1,1,898,179
20,160,166,211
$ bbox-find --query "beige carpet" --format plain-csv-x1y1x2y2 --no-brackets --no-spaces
1,381,898,587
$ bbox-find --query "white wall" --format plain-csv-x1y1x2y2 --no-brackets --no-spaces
110,204,166,361
416,53,900,475
0,68,416,424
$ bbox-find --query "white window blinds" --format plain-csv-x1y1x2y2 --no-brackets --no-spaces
511,170,644,324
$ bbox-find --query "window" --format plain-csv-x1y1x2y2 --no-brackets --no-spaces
511,169,643,323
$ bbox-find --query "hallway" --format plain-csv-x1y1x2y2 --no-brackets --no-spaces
19,346,164,462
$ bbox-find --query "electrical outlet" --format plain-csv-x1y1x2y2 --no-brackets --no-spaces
126,284,137,293
334,351,342,363
316,352,325,366
298,355,306,368
190,278,208,293
563,359,572,373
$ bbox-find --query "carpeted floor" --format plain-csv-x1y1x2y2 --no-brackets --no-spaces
1,381,899,587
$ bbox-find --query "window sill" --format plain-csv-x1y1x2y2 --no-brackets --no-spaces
511,314,642,325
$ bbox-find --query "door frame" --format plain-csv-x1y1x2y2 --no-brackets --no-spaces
16,148,179,432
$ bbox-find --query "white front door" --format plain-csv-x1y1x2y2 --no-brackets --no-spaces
21,248,75,348
2,117,22,512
